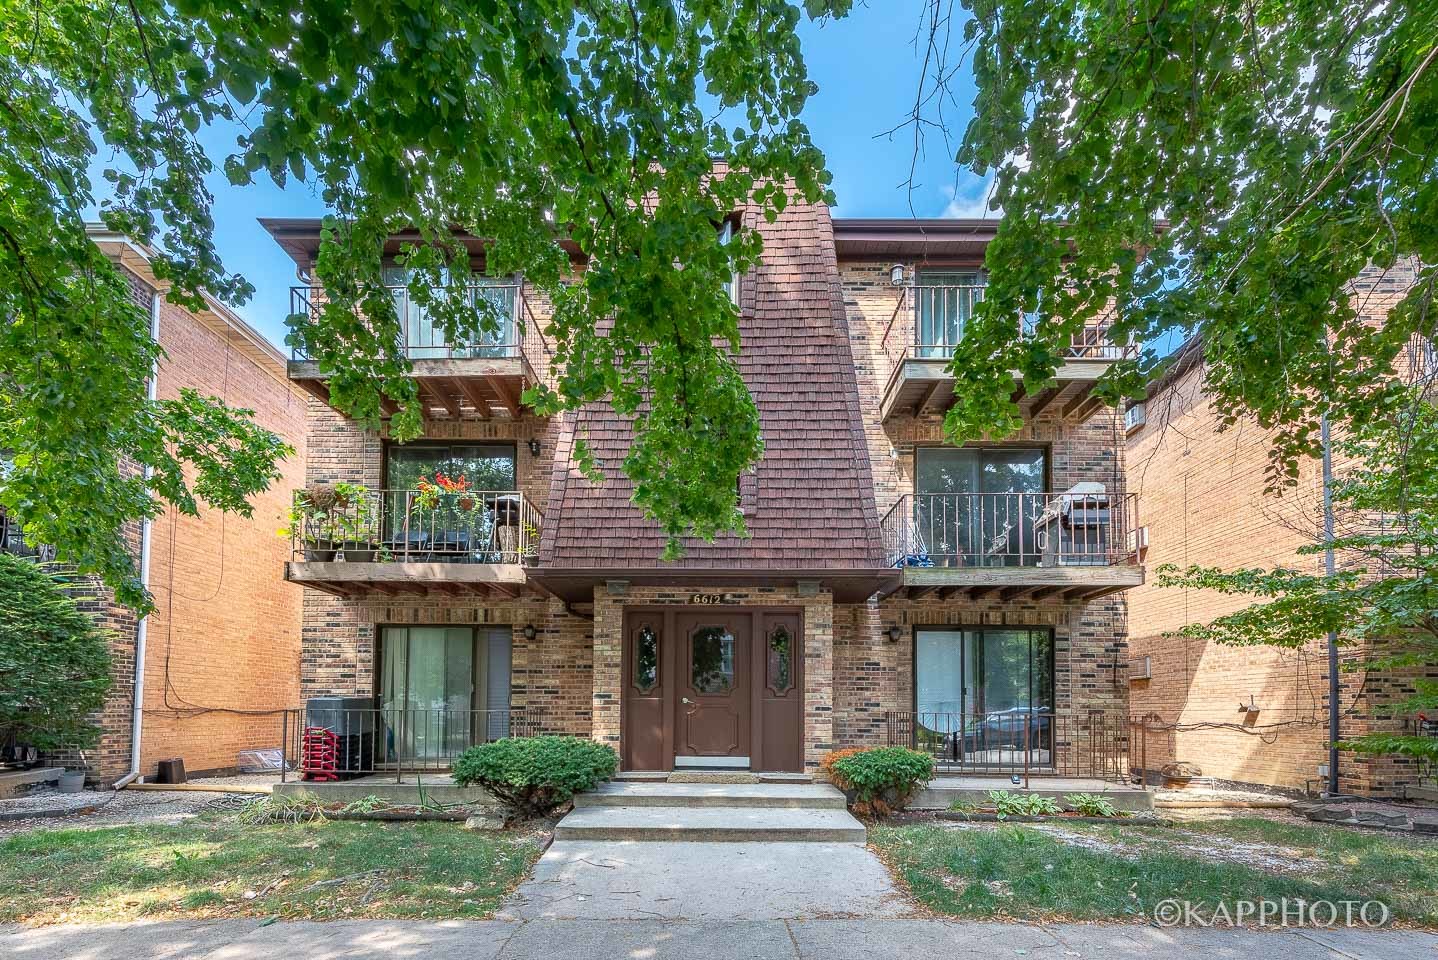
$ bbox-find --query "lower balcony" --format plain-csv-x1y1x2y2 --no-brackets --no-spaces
284,487,543,598
880,488,1145,600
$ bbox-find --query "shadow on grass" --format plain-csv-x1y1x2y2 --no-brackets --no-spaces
0,815,541,924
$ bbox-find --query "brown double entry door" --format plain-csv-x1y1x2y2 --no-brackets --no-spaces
621,607,803,773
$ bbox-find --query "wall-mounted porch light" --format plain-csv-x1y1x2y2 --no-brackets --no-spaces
521,623,537,641
886,625,904,643
527,438,542,457
889,263,906,286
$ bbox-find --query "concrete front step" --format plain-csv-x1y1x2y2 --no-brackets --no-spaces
554,804,867,842
615,770,814,785
575,782,846,810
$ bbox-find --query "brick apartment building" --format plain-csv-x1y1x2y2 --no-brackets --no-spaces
2,229,310,784
1126,261,1437,798
271,194,1147,779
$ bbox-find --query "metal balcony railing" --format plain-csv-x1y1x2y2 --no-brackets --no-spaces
880,283,1138,370
885,709,1141,786
288,488,542,565
289,283,551,369
0,511,52,562
881,490,1139,568
281,704,545,781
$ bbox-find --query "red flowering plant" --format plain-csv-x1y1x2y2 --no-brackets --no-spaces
434,471,475,512
414,472,474,512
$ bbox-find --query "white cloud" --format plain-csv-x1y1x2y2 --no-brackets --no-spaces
939,174,1001,219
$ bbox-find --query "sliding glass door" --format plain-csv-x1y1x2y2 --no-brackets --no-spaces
915,627,1054,720
914,270,984,358
382,266,517,359
914,447,1046,566
378,626,512,763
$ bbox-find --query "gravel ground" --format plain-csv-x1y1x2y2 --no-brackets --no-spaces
0,772,283,837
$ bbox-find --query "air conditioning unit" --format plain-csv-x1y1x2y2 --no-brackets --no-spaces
1128,656,1152,681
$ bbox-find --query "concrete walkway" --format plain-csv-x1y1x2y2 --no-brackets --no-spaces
499,840,918,920
4,918,1434,959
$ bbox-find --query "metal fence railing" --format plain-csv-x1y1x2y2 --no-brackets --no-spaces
886,709,1141,787
282,705,543,782
289,488,542,565
880,283,1139,371
881,490,1138,569
288,283,536,364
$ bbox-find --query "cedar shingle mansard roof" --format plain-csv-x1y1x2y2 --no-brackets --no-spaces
537,197,886,576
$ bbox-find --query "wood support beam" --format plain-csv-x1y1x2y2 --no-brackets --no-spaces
489,376,523,417
453,378,493,419
913,380,942,417
1027,386,1065,418
1065,392,1107,423
417,378,461,419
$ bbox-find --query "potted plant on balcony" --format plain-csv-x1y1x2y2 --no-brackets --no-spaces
281,485,338,561
333,482,379,562
436,472,475,512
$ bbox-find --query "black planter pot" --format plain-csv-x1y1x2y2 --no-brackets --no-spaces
304,539,337,562
340,542,377,562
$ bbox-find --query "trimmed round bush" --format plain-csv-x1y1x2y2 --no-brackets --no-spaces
824,746,935,817
451,735,618,816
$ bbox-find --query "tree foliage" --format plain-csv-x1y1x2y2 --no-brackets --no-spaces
0,555,113,751
1158,395,1438,764
919,0,1437,484
1,0,856,602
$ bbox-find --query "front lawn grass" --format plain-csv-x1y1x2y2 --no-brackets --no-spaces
0,815,542,925
871,817,1438,925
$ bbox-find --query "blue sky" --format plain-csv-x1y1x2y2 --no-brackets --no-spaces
140,2,987,350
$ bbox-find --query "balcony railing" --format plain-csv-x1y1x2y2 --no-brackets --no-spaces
0,511,52,562
289,488,542,565
881,284,1138,369
881,490,1138,568
289,283,551,367
281,704,544,781
885,709,1141,785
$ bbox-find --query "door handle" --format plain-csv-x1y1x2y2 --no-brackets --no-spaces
682,697,694,705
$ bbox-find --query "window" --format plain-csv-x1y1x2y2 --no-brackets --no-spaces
382,443,518,560
378,625,513,759
385,442,516,492
719,220,739,305
767,624,793,695
914,269,986,358
915,627,1054,718
381,265,517,359
634,625,659,694
691,626,736,694
914,447,1046,566
1123,402,1147,434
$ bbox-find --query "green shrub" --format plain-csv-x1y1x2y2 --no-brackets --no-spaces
0,555,112,750
1065,793,1122,818
826,746,934,816
988,789,1062,818
451,736,617,816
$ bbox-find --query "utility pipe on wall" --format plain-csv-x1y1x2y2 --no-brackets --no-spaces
113,290,161,790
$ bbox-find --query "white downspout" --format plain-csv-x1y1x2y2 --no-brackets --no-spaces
113,291,161,789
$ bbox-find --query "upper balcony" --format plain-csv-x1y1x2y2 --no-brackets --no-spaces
286,283,550,421
880,487,1144,600
878,283,1136,423
283,486,543,598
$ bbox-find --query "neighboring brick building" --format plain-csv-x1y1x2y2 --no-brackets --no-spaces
1126,261,1436,798
19,231,311,783
271,197,1145,777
